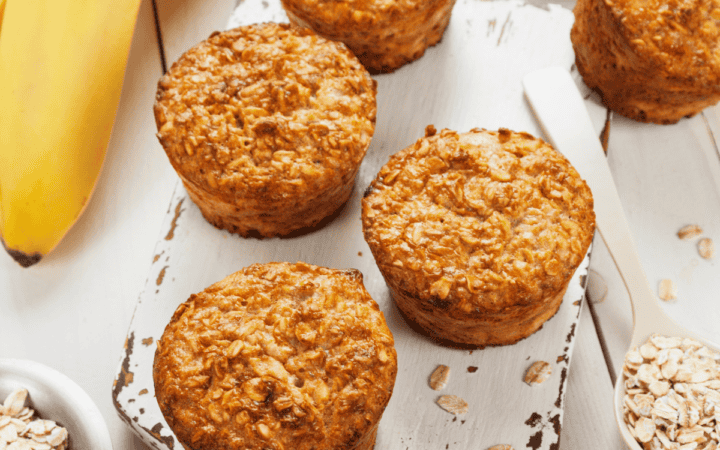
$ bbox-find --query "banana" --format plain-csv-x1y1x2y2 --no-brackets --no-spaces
0,0,142,267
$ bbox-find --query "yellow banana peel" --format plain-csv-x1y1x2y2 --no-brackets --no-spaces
0,0,142,267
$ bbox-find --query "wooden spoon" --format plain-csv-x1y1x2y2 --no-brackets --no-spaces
523,66,719,448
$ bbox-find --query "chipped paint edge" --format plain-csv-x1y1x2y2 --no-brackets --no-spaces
112,180,186,450
523,246,592,450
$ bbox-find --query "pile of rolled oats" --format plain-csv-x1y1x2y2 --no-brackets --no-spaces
0,389,69,450
622,334,720,449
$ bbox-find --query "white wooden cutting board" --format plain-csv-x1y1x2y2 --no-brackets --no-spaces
113,1,603,448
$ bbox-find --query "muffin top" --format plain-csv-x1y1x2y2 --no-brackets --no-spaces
153,262,397,450
607,0,720,82
362,128,595,317
154,23,376,201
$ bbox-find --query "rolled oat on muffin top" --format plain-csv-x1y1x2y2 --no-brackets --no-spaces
153,262,397,450
571,0,720,124
281,0,457,73
362,127,595,347
154,23,377,237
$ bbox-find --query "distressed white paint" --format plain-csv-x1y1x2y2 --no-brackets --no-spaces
114,2,596,449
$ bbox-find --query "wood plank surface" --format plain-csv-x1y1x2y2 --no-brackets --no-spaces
558,305,625,449
2,0,715,448
155,0,238,66
587,108,720,377
142,0,623,448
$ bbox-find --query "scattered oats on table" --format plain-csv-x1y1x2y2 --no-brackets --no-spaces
436,395,468,415
698,238,715,260
429,365,450,391
621,334,720,449
524,361,552,386
0,388,69,450
677,224,703,240
658,279,677,301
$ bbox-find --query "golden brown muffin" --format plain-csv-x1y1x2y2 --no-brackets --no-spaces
280,0,457,74
153,262,397,450
362,127,595,348
571,0,720,124
154,23,377,237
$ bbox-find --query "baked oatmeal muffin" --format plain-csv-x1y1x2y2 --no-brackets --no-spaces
153,262,397,450
154,23,377,237
280,0,457,74
362,127,595,348
571,0,720,124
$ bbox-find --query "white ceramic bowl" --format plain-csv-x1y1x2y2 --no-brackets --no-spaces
0,359,113,450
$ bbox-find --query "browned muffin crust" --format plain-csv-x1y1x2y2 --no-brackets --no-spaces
362,128,595,347
281,0,457,74
571,0,720,124
153,262,397,450
154,23,377,237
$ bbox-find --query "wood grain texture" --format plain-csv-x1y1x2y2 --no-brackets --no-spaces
558,305,625,449
155,0,237,67
588,109,720,374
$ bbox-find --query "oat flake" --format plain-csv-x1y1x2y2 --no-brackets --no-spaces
436,395,468,415
698,237,714,260
677,224,703,240
524,361,552,386
429,365,450,391
658,279,677,301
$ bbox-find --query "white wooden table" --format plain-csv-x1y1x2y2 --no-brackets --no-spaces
1,0,718,449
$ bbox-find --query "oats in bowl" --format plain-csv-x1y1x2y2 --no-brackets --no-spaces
621,334,720,448
0,388,69,450
0,359,112,450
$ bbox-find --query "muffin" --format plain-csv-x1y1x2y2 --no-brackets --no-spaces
153,262,397,450
280,0,457,74
154,23,377,237
571,0,720,124
362,127,595,348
